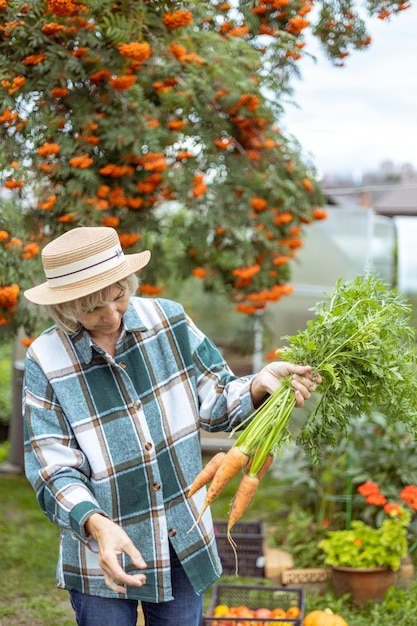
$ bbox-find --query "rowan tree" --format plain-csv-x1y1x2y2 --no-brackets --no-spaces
0,0,410,337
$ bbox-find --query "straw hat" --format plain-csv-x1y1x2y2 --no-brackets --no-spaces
24,227,151,305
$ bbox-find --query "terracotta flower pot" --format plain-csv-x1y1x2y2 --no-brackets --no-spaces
331,565,398,607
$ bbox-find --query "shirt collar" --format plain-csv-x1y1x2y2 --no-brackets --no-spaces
70,300,148,363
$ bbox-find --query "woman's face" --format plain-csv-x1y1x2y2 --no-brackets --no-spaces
76,283,129,336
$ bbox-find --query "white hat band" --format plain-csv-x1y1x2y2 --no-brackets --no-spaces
45,244,125,288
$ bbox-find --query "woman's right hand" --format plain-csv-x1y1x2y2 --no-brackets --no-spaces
85,513,147,594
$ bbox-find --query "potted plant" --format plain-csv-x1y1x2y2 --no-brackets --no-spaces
319,481,417,606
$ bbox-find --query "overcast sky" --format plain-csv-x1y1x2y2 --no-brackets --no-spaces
281,3,417,179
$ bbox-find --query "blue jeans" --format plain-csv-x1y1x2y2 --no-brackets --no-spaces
69,545,203,626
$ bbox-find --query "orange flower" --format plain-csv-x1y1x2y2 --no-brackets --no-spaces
50,87,69,97
232,93,261,113
97,185,110,198
0,108,18,125
290,225,302,237
167,119,185,131
45,0,77,16
366,493,388,506
273,211,293,225
21,242,40,259
37,194,57,210
214,138,233,150
41,22,65,35
99,164,134,177
5,76,26,94
0,230,9,242
265,347,279,361
400,486,417,510
302,177,314,192
252,6,267,15
118,233,140,248
139,283,164,296
298,1,314,16
81,135,100,145
176,151,194,160
153,81,172,93
37,142,60,157
89,69,111,82
235,303,263,315
232,264,261,279
162,10,193,30
126,197,143,209
139,152,167,172
100,216,120,227
69,154,93,168
192,267,206,279
169,42,187,59
136,173,163,194
287,16,310,34
108,187,127,207
384,503,403,516
357,481,380,497
250,197,267,212
227,25,249,37
108,75,137,91
20,337,35,347
57,212,77,223
4,179,23,189
71,47,88,57
193,174,207,198
312,207,328,220
118,42,152,62
272,255,290,266
39,163,60,175
23,53,46,65
0,284,20,309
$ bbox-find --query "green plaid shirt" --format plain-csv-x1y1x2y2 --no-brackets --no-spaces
23,297,254,602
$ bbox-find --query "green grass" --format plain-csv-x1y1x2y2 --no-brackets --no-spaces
0,475,74,626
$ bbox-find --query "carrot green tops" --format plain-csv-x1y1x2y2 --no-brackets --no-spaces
23,297,254,601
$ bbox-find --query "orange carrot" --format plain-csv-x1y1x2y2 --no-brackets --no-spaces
188,446,249,532
227,473,260,534
226,473,260,575
187,451,226,498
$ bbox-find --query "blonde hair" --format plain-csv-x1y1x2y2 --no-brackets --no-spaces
47,274,139,334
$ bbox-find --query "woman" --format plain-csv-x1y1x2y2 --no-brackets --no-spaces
23,226,319,626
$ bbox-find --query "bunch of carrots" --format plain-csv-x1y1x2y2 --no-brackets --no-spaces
187,272,417,570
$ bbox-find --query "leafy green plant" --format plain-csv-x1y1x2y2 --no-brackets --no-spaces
269,505,328,568
320,481,417,571
304,585,417,626
320,517,409,571
234,272,417,474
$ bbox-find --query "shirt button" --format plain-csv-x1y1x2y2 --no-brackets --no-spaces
152,482,161,491
168,528,176,537
133,401,141,410
145,442,153,450
119,361,127,368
